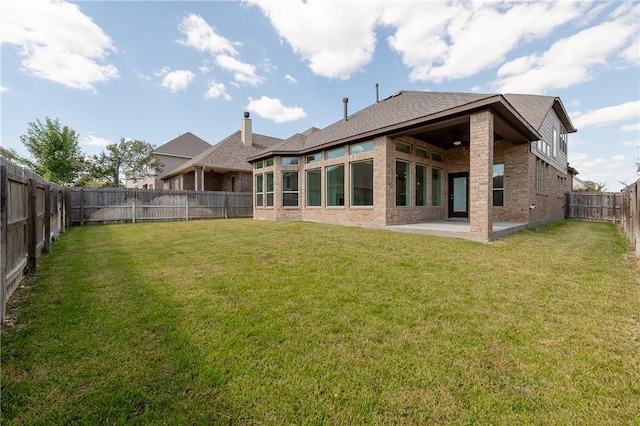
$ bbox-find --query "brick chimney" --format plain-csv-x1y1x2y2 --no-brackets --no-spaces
241,111,252,146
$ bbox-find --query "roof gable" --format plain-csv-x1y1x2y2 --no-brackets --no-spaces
504,94,576,133
154,132,211,158
162,131,283,178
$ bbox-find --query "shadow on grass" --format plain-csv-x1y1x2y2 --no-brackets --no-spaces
1,224,233,424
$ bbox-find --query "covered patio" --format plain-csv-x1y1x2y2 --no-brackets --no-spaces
387,219,529,242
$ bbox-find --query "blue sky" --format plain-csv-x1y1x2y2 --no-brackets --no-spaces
1,0,639,191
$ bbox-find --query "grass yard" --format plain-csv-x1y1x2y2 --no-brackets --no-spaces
1,219,639,425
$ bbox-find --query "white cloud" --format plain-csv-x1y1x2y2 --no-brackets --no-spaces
248,1,610,86
176,13,239,56
215,55,263,86
612,155,626,162
389,2,585,83
160,70,196,93
199,66,211,74
0,85,7,93
81,133,112,147
205,80,231,101
621,123,640,132
570,101,640,129
246,96,307,123
248,0,381,79
0,0,118,91
284,74,298,84
493,14,638,93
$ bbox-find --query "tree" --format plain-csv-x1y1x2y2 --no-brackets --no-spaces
578,180,607,192
90,138,162,187
19,117,84,185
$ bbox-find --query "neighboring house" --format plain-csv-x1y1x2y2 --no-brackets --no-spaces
161,113,283,192
128,132,211,189
248,90,577,240
568,166,585,191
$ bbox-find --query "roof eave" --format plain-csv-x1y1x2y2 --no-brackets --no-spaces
552,97,578,133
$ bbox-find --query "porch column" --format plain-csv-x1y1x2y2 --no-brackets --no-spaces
469,111,494,235
194,166,204,191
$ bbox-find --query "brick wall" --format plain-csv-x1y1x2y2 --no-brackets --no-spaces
253,120,567,227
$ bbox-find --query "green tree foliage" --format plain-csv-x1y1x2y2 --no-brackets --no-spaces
578,180,607,192
90,138,163,187
1,147,35,169
19,117,84,185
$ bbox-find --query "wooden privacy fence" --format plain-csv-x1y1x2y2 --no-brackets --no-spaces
565,192,621,223
70,188,252,225
1,157,69,322
620,180,640,255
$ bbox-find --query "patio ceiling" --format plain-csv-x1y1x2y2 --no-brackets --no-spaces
391,112,536,149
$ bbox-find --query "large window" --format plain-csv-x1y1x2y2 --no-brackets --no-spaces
559,126,568,153
493,163,504,207
282,157,299,166
326,164,345,206
350,141,374,154
255,174,263,207
282,171,298,207
396,141,411,154
306,168,321,207
351,160,373,206
416,164,427,207
327,147,345,160
535,159,548,194
266,172,274,207
396,160,410,206
432,168,442,206
306,153,322,163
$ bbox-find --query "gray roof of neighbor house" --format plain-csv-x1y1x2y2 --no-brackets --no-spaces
154,132,211,158
162,131,283,178
249,90,577,161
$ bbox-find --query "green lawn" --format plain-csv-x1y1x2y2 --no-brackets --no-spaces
1,219,638,425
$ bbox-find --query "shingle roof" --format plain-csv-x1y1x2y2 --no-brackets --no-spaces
249,90,576,160
504,93,576,133
162,131,283,178
154,132,211,157
503,94,555,130
303,91,493,150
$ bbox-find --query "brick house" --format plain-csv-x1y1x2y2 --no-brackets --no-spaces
128,132,211,189
248,91,577,240
161,113,283,192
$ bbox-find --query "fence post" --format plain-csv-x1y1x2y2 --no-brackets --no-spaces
64,189,70,228
79,188,85,226
224,192,229,219
1,162,7,322
132,190,136,224
43,184,51,253
186,193,189,221
27,179,37,274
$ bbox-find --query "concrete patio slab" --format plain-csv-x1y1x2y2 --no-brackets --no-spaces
387,220,529,242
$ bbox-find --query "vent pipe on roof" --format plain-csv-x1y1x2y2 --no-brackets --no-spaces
375,83,379,103
241,111,252,147
343,97,349,121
